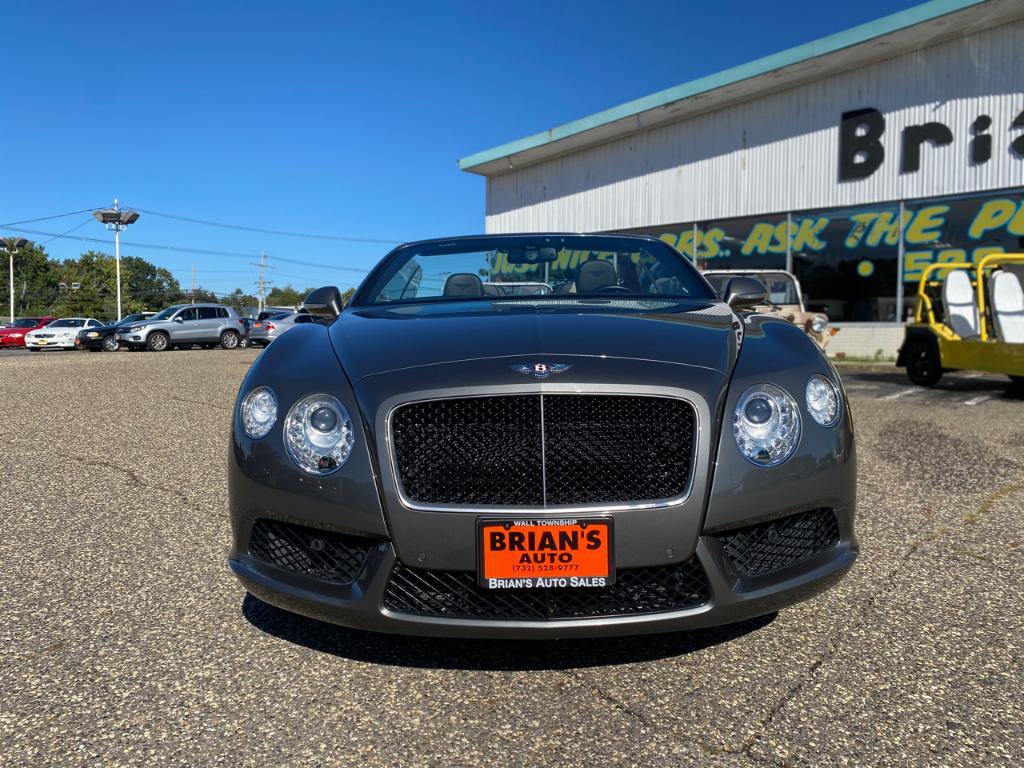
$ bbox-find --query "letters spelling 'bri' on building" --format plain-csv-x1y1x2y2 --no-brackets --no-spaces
457,0,1024,358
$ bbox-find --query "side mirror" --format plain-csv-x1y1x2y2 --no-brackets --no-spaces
724,277,767,310
304,286,344,320
173,316,184,323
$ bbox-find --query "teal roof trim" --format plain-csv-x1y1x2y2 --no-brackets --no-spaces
457,0,986,171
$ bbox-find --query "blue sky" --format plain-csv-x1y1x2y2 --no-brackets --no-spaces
2,0,922,298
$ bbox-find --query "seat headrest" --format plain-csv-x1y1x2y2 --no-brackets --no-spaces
575,260,617,293
442,273,484,297
942,269,979,338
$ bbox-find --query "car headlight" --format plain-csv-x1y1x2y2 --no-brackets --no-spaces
284,394,355,475
733,383,801,467
805,374,841,427
810,315,828,334
86,331,99,338
240,386,278,439
128,325,144,332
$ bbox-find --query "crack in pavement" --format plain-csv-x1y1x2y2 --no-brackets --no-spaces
67,455,193,506
734,480,1024,763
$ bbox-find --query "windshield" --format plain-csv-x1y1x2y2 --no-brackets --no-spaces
149,306,183,321
357,236,713,307
704,272,800,306
50,319,85,328
119,313,148,324
12,318,42,328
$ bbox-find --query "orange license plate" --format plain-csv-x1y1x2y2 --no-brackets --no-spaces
477,518,613,589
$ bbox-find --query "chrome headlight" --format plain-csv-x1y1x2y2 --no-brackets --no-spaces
129,325,144,332
240,386,278,439
733,383,801,467
284,394,355,475
86,331,99,338
805,374,841,427
810,315,828,334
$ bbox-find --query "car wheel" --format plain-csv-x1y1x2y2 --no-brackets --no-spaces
147,332,170,352
904,338,942,387
220,330,240,350
102,335,120,352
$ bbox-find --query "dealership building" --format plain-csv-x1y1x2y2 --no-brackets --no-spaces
458,0,1024,357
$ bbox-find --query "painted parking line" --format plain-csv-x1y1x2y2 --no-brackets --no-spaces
877,388,920,401
962,394,993,406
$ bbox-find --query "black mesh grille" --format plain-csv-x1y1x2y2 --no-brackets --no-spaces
391,395,544,505
391,394,695,506
248,519,373,583
383,559,709,620
718,508,840,577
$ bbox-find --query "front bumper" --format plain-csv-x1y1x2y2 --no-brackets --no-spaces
25,338,76,349
0,336,26,347
229,507,856,638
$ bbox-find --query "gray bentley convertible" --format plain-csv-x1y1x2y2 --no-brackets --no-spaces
228,234,856,638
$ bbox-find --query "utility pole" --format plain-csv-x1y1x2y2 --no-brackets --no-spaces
253,251,268,315
191,265,196,304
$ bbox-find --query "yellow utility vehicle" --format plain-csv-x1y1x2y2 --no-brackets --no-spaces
897,253,1024,387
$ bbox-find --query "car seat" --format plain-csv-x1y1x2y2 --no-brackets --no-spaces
575,260,617,293
990,270,1024,343
942,269,979,338
442,273,484,297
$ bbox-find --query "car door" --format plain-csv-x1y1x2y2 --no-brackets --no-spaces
195,307,222,341
172,307,201,342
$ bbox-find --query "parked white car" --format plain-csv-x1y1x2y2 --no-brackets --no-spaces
24,318,103,351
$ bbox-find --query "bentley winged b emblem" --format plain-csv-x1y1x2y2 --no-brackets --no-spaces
511,362,572,379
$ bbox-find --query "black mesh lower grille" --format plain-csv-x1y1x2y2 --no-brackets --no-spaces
718,508,840,577
390,394,695,506
248,519,373,584
383,559,709,620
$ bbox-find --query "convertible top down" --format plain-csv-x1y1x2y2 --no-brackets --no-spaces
228,234,856,638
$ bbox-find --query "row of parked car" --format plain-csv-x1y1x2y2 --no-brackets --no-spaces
0,303,314,352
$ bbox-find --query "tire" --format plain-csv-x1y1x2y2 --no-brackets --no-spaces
903,337,942,387
102,335,120,352
220,330,240,350
147,332,170,352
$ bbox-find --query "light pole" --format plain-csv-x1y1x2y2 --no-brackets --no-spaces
93,199,140,321
0,237,29,324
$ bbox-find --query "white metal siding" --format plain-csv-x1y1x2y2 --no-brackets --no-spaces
485,19,1024,233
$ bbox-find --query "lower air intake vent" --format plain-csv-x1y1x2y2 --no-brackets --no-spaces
248,519,373,584
718,508,840,577
383,559,709,620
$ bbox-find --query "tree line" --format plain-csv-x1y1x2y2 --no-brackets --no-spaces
0,241,349,320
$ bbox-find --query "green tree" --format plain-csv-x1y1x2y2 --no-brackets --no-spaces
0,242,61,317
265,284,315,307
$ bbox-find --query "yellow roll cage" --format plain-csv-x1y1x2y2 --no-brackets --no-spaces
913,253,1024,341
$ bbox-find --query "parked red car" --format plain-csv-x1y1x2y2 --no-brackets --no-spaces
0,317,57,348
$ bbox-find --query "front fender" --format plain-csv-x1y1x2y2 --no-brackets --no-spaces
228,323,389,550
704,315,856,532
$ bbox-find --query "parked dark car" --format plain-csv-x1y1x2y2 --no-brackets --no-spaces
228,234,856,638
76,312,155,351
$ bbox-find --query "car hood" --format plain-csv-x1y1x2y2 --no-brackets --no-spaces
330,298,739,382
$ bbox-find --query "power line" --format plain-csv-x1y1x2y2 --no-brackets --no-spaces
129,206,404,244
39,218,94,245
0,224,370,274
0,207,105,227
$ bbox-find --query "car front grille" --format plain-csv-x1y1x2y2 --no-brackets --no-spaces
718,508,840,577
248,519,374,584
390,394,696,507
383,558,709,621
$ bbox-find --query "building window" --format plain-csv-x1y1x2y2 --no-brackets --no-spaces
791,206,899,322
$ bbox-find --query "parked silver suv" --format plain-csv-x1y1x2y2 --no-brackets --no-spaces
116,303,246,351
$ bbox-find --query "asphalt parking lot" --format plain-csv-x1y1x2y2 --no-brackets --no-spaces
1,349,1022,767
